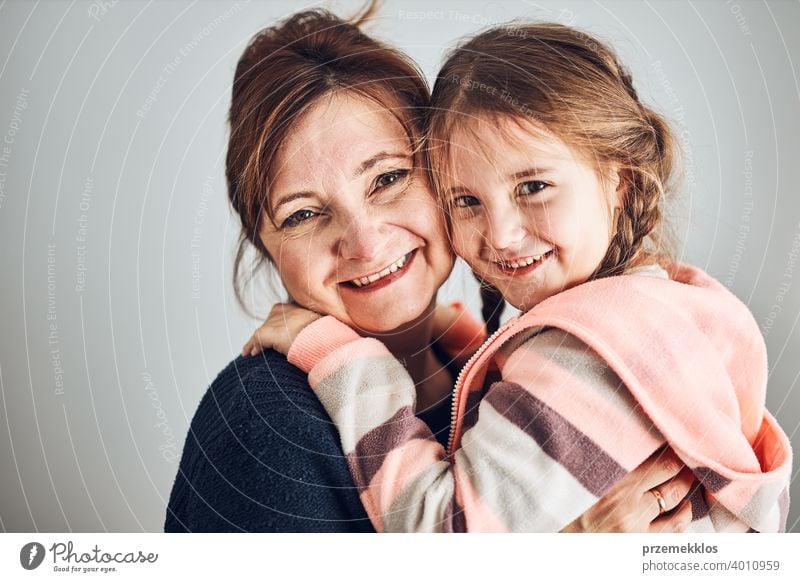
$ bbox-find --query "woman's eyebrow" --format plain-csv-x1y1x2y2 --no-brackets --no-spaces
272,152,411,212
354,151,410,177
272,191,314,214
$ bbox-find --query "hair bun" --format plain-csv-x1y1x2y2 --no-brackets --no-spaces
617,65,640,104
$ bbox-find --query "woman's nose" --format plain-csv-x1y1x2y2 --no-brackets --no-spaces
337,219,382,261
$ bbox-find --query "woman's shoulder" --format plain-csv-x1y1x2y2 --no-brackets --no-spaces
191,351,321,440
166,351,369,532
210,349,311,397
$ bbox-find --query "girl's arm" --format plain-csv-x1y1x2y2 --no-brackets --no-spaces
288,316,682,532
243,301,484,362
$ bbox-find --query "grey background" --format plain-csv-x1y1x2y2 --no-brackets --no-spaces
0,0,798,532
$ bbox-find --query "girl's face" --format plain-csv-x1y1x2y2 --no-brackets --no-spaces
260,93,454,333
442,117,622,312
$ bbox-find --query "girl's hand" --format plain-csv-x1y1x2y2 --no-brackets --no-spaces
561,447,696,533
241,303,322,357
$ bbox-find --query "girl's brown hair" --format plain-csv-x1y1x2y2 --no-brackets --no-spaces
226,4,429,310
427,23,677,329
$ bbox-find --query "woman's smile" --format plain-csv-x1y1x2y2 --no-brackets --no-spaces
260,93,454,332
342,250,415,290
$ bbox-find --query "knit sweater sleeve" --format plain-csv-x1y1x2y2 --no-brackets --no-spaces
287,317,666,532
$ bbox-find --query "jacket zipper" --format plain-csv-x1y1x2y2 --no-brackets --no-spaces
446,319,517,455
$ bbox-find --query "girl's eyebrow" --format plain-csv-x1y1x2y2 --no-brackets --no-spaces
443,185,469,198
510,167,553,180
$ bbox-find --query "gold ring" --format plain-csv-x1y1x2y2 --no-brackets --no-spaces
650,488,668,516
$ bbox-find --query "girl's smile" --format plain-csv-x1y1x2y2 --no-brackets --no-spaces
442,117,624,311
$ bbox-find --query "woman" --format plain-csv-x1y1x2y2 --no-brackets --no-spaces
164,6,692,533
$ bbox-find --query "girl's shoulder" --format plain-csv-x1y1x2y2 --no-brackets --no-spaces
624,262,669,280
508,261,760,354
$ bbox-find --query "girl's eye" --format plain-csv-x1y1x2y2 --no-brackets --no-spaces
516,180,549,196
280,208,317,229
452,195,480,208
373,169,410,191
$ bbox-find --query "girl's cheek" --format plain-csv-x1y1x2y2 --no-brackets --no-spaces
449,222,476,259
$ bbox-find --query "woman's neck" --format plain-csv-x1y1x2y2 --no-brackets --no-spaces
363,300,453,410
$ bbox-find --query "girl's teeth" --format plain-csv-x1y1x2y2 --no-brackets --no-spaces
350,253,409,287
501,255,541,269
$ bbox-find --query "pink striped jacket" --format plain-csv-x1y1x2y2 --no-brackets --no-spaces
287,264,792,532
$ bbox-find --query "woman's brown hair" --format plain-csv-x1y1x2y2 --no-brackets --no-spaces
226,3,429,311
427,22,677,329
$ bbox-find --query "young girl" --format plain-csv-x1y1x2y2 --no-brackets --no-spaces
246,22,791,532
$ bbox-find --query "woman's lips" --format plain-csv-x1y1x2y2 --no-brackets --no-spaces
339,250,416,293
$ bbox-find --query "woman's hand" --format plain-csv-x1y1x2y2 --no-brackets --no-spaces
241,303,322,357
561,447,696,533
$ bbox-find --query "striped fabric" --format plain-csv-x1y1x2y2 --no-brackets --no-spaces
287,264,792,532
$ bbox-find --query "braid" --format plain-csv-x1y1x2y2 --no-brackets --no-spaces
589,58,672,279
479,280,505,335
595,108,669,279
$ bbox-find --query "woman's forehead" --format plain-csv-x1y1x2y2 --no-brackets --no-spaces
271,93,413,186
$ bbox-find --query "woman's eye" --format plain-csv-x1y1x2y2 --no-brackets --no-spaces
280,208,317,229
452,195,480,208
373,169,409,191
516,180,549,196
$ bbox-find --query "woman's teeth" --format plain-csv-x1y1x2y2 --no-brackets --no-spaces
351,253,410,288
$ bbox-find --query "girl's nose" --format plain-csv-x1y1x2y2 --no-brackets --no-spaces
486,203,526,251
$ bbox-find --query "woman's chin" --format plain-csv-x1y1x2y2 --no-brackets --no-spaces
332,295,433,335
335,272,440,334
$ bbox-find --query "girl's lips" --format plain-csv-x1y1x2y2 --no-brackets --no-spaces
494,250,553,277
339,250,417,293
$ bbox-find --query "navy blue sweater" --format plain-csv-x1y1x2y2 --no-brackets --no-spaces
165,349,453,532
165,350,374,532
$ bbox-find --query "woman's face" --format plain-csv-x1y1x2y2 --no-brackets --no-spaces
260,93,454,333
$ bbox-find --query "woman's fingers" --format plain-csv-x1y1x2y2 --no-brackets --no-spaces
566,449,696,533
643,468,696,532
627,447,684,493
648,500,693,533
657,468,694,512
643,466,695,522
